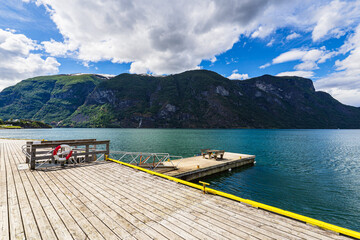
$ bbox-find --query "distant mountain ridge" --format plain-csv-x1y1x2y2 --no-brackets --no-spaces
0,70,359,128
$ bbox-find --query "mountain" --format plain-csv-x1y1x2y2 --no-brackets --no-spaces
0,70,359,128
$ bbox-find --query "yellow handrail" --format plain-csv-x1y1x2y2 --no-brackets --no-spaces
106,157,360,239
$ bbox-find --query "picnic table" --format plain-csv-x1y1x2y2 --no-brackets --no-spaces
201,149,225,160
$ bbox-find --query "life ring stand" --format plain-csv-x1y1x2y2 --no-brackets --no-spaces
53,144,73,161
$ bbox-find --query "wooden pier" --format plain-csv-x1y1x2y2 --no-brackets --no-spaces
0,139,356,239
163,152,255,181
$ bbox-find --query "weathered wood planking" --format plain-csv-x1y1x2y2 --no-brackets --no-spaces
0,144,10,240
0,139,354,240
9,142,84,240
6,143,42,240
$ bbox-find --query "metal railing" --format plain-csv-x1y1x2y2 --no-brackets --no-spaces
109,151,183,170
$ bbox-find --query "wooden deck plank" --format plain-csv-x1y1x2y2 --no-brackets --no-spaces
9,142,87,240
72,162,263,240
32,165,105,239
90,163,277,239
78,170,186,240
57,164,176,239
5,143,42,240
151,181,328,240
134,182,277,240
68,161,224,240
141,175,318,240
97,162,350,240
46,166,151,239
0,139,355,240
6,145,58,240
140,172,341,240
42,170,108,240
0,144,10,240
38,172,92,239
50,170,141,236
73,163,299,240
32,171,87,240
4,143,26,240
7,143,74,240
60,163,177,221
180,204,260,240
206,196,331,240
84,159,352,239
108,163,346,240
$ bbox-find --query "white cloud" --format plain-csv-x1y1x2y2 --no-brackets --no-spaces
314,24,360,106
251,26,275,39
272,49,306,64
270,47,336,71
28,0,278,75
294,61,318,71
0,28,60,89
312,0,360,41
29,0,357,75
318,88,360,106
228,69,249,80
41,39,77,57
286,32,301,40
210,56,217,63
259,63,271,69
82,61,90,68
276,71,314,78
266,38,275,47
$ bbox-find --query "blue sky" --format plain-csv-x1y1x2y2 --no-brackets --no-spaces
1,0,360,106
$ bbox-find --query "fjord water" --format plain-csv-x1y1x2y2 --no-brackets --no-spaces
1,128,359,231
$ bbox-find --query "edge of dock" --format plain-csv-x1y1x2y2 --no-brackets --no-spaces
106,156,360,239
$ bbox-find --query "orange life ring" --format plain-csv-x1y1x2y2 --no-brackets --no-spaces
53,144,73,161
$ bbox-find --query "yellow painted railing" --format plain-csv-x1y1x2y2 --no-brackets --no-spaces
106,157,360,239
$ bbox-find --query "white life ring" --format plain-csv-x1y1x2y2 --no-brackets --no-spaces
53,144,73,162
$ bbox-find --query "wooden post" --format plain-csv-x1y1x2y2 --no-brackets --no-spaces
106,142,110,158
92,145,97,161
74,145,78,163
30,145,36,170
85,144,89,162
26,142,31,163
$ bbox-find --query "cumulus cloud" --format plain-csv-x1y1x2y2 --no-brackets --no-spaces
270,47,336,71
0,28,60,89
276,71,314,78
251,26,275,39
312,0,360,41
228,69,249,80
315,24,360,106
28,0,276,75
41,39,77,57
29,0,354,75
286,32,301,40
272,49,307,64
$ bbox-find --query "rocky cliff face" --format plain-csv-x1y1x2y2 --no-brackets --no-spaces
1,70,359,128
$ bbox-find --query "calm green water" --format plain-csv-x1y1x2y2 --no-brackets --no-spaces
1,128,359,231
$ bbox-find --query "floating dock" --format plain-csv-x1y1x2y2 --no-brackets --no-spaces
163,152,255,181
1,139,358,239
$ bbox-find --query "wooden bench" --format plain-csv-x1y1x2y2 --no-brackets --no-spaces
201,149,210,158
212,150,225,160
201,149,225,160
